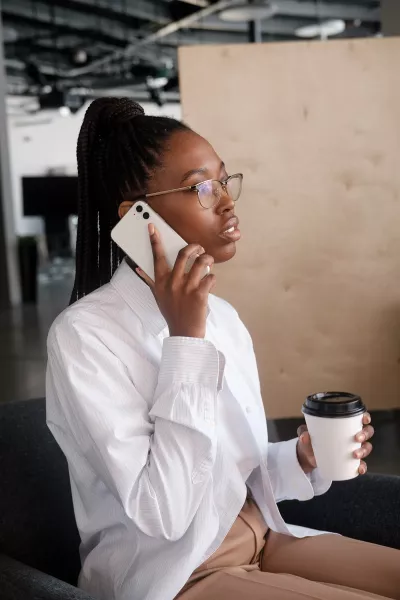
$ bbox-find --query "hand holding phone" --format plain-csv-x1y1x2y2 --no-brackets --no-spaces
138,224,216,339
111,202,215,338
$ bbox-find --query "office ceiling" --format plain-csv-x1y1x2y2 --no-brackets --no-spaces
2,0,381,100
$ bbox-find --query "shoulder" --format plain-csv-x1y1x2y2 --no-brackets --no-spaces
47,282,129,350
209,294,254,349
209,294,239,318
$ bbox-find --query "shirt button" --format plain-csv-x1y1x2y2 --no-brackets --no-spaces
192,471,205,484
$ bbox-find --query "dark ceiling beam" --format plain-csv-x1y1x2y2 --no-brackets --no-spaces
61,0,239,77
158,30,294,46
21,0,168,27
274,0,380,23
6,41,75,60
191,15,307,35
1,0,170,25
6,35,91,51
2,9,173,67
1,9,141,40
2,11,129,48
0,2,145,50
156,0,381,23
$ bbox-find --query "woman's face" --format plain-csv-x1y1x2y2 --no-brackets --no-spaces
121,129,241,264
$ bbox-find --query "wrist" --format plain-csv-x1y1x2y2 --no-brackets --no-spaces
168,328,205,339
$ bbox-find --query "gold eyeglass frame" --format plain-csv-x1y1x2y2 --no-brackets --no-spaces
139,173,243,209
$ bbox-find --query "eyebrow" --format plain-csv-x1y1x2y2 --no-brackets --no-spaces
180,162,226,185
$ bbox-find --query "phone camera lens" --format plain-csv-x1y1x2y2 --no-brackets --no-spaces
136,205,143,213
143,212,150,220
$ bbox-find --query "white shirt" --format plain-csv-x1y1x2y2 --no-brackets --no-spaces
46,260,331,600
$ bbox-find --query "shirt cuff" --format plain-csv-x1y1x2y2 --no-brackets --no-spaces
309,467,332,497
158,337,225,390
268,439,332,502
268,438,315,502
150,337,225,435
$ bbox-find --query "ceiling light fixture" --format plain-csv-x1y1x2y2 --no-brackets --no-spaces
146,75,169,90
59,106,71,117
295,19,346,39
71,49,88,66
218,1,277,23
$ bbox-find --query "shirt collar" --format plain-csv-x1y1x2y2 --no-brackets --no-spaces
110,259,167,336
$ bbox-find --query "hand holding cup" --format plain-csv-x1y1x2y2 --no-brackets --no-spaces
297,392,374,481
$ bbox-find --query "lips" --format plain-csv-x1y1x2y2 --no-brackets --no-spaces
219,216,241,242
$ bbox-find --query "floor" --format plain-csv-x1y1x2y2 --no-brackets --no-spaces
1,266,399,477
0,260,74,403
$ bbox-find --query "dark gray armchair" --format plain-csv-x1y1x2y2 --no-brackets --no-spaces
0,398,399,600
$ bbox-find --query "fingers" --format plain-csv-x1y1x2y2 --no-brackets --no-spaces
186,254,215,289
149,225,169,280
355,424,374,443
171,244,206,280
358,460,368,475
362,412,371,425
198,273,217,295
354,441,373,460
136,267,154,290
297,424,308,438
299,430,311,448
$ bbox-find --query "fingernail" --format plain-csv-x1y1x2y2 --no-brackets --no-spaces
359,466,366,475
300,434,306,444
355,450,363,459
365,415,371,424
357,434,365,442
148,223,155,236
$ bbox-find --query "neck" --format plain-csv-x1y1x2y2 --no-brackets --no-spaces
126,257,149,287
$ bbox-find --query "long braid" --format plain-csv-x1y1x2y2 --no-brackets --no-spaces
70,98,189,303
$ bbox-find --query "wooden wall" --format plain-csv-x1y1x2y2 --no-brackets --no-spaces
179,38,400,418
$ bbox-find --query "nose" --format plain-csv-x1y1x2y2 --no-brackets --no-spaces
216,185,235,214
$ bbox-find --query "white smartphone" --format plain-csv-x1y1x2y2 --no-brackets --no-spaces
111,201,209,281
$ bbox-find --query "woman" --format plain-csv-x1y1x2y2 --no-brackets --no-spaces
46,98,399,600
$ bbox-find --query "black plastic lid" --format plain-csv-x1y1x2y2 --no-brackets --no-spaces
302,392,366,419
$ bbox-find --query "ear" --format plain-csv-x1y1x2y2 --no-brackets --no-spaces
118,201,134,220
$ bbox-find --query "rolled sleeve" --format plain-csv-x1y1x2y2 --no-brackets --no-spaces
150,337,225,435
157,337,224,388
267,439,331,502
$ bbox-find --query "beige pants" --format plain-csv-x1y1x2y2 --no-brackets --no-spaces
177,497,400,600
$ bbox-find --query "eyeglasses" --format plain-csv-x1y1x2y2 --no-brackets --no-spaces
143,173,243,209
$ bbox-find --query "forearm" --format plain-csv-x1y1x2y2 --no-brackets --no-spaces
137,337,223,540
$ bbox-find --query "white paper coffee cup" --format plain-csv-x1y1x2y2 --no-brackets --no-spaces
302,392,366,481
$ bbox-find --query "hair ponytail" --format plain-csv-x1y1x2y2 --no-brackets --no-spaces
70,98,188,304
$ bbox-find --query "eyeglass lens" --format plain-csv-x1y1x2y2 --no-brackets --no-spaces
197,176,242,209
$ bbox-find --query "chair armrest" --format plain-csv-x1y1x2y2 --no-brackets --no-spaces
278,473,400,549
0,555,96,600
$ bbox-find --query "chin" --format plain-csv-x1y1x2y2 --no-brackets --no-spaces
213,242,237,264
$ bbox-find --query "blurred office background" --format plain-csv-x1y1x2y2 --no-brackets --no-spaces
0,1,399,474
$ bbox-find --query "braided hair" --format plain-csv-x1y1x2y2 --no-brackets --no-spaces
70,97,189,304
